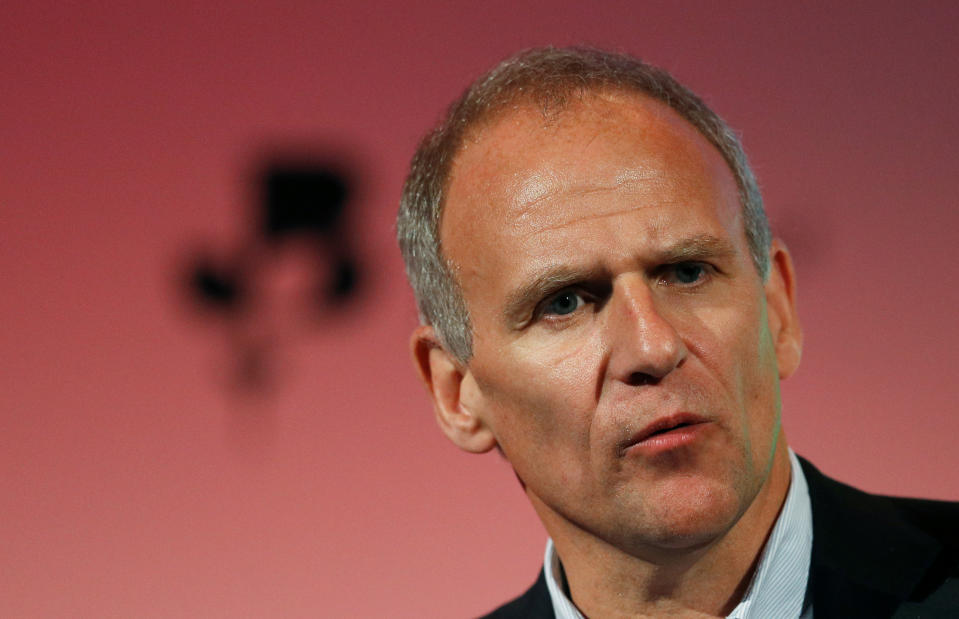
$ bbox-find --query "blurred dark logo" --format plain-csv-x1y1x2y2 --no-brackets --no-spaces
184,159,362,394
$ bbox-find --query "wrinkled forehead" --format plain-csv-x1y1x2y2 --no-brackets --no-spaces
441,92,742,253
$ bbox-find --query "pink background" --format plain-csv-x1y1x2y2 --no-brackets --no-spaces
3,1,957,616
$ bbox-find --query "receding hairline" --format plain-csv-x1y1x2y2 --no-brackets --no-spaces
449,84,676,162
440,86,742,244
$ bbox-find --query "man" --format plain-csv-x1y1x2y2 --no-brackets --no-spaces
397,47,959,618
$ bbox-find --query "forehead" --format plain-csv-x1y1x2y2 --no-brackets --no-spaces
440,92,745,304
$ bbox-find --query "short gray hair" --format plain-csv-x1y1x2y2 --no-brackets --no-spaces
397,46,770,362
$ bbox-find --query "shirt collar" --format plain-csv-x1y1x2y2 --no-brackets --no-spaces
543,449,813,619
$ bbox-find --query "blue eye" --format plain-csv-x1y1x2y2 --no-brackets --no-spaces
672,263,706,284
545,290,583,315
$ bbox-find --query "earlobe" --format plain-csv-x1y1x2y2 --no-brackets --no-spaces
410,325,497,454
763,240,803,380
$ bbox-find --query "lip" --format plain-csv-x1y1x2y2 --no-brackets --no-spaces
621,413,711,455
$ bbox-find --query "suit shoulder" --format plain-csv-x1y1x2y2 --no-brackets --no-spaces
801,456,959,550
884,495,959,580
886,496,959,546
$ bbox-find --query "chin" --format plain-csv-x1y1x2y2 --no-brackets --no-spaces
623,477,751,554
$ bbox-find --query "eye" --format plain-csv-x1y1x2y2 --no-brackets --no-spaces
664,262,709,286
543,290,584,316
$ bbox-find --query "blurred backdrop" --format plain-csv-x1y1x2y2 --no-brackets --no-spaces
2,1,958,616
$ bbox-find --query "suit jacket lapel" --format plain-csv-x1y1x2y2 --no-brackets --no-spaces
481,569,554,618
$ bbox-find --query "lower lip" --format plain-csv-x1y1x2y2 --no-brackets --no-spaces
627,423,708,455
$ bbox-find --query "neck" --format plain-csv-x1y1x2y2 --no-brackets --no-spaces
535,440,793,617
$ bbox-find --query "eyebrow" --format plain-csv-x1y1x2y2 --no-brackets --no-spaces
657,234,738,264
500,234,738,325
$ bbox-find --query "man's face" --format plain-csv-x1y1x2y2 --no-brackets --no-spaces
435,92,799,558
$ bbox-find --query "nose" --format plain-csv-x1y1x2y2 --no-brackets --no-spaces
605,276,687,386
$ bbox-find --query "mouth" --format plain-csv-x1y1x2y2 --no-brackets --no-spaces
621,413,711,455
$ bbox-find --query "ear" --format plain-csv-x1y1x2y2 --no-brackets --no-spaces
763,239,803,380
410,325,497,453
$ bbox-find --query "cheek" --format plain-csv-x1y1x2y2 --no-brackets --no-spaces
679,302,758,382
474,332,604,449
730,306,783,471
515,328,603,408
681,300,778,413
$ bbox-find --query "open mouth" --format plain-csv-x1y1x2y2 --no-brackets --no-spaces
648,421,696,437
623,414,710,453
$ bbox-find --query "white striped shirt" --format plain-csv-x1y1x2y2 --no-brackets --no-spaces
543,449,813,618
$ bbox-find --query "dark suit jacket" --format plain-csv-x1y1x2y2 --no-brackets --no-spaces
481,457,959,618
